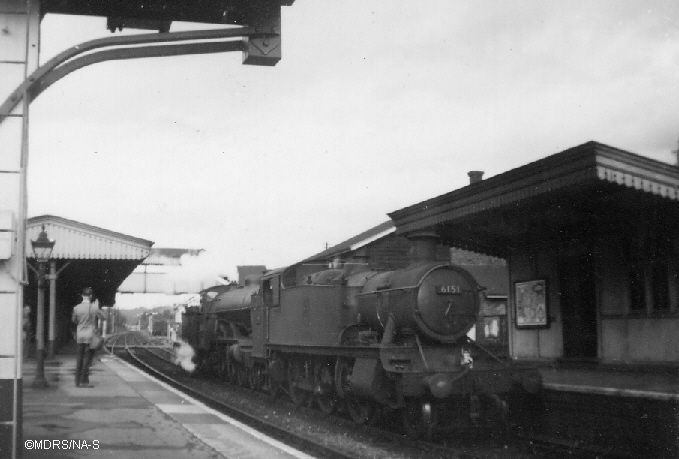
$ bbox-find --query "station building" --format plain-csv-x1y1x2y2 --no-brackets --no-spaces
389,141,679,366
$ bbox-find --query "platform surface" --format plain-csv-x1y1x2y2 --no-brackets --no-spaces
540,366,679,401
21,349,679,458
22,351,315,459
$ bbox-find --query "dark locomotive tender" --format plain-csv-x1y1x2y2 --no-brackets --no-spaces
183,232,543,437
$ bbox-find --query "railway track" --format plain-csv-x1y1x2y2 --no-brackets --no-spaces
106,332,378,459
104,332,625,459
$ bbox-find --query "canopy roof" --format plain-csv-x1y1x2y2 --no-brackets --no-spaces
25,215,154,307
389,141,679,257
27,215,153,260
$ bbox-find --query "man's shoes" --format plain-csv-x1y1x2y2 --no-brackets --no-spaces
79,384,94,388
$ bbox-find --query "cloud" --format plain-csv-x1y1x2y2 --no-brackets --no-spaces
26,1,679,275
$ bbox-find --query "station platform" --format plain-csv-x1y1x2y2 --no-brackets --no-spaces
539,365,679,401
21,350,315,459
20,350,679,459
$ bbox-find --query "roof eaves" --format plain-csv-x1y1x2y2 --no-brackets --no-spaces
389,141,602,226
390,141,679,233
300,220,395,263
28,215,154,247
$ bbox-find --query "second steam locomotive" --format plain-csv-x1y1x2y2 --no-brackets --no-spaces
183,232,542,437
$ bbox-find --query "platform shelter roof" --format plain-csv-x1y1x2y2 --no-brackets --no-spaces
389,141,679,257
25,215,154,307
27,215,153,260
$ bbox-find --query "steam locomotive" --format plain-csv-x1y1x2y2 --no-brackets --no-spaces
182,232,542,438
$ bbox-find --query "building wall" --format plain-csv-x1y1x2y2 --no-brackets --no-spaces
600,319,679,362
508,205,679,365
508,244,563,360
597,225,679,364
362,234,448,269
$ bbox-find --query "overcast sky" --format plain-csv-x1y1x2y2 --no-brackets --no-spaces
26,1,679,283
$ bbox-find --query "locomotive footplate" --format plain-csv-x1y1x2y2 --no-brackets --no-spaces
264,344,381,360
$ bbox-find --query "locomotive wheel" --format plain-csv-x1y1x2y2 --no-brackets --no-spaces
289,385,309,407
288,377,310,407
315,363,338,415
402,400,437,440
334,357,353,398
316,394,339,415
193,352,207,376
264,375,283,399
346,397,375,425
237,366,249,388
287,360,311,407
217,357,227,380
226,359,238,385
248,367,261,391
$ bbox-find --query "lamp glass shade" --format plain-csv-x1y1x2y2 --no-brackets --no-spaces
31,226,55,262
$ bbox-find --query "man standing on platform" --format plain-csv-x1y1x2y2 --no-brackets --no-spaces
71,287,105,387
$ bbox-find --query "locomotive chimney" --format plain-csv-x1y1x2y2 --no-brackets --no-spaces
468,171,484,184
407,231,440,265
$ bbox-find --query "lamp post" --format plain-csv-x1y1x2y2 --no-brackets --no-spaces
31,225,55,388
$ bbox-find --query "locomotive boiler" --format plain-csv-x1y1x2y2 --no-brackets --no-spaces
183,233,543,438
184,279,259,383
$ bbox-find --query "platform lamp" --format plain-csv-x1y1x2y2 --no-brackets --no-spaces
31,225,55,388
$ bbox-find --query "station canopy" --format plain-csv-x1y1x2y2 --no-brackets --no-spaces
389,141,679,258
26,215,153,306
40,0,295,31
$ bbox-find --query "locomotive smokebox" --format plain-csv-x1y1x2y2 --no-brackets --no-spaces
358,261,481,343
407,231,440,265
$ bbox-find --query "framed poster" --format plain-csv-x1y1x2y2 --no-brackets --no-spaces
514,279,548,328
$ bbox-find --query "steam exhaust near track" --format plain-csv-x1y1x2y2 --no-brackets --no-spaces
173,341,196,373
